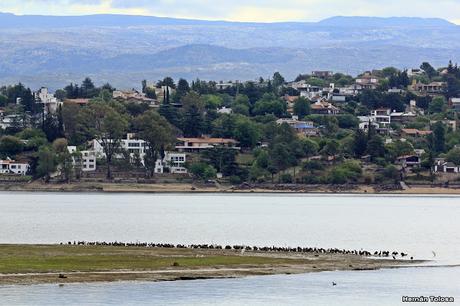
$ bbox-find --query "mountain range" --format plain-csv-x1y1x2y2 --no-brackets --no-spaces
0,13,459,90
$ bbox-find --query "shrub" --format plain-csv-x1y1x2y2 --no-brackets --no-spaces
280,173,293,183
229,175,242,185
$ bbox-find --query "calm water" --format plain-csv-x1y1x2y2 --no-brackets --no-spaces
2,267,459,305
0,192,459,305
0,192,459,262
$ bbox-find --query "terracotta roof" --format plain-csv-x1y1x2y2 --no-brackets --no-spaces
0,159,28,164
401,128,418,134
64,98,90,105
177,137,239,144
418,130,433,135
401,129,432,136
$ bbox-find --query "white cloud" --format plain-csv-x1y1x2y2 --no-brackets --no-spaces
0,0,459,24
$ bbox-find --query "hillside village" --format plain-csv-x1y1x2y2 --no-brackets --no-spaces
1,61,460,190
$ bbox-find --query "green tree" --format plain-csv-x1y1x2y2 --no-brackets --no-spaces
446,148,460,165
420,62,437,79
272,72,285,89
367,135,386,161
428,96,447,114
53,138,73,182
234,116,261,148
293,97,311,118
303,160,324,174
382,165,401,184
42,113,63,142
353,129,368,157
54,89,67,101
188,162,217,182
145,87,157,99
160,77,175,89
269,143,292,176
253,93,286,117
202,94,223,110
301,138,319,157
181,92,205,137
135,110,176,177
36,146,56,183
232,95,250,116
337,114,359,129
0,135,24,157
320,140,340,159
202,148,240,177
432,122,446,153
79,102,128,179
176,78,190,94
81,77,97,98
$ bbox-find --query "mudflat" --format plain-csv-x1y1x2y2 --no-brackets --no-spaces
0,244,423,285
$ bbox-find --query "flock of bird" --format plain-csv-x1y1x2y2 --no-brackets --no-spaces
62,241,413,260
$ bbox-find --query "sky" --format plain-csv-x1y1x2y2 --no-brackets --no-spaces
0,0,459,24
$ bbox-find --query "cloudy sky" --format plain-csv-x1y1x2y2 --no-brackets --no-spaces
1,0,459,24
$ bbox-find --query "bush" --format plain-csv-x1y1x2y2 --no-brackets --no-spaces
302,160,324,172
280,173,293,183
188,162,217,182
302,175,320,184
229,175,242,185
327,160,362,184
327,168,349,184
382,165,401,183
363,173,374,184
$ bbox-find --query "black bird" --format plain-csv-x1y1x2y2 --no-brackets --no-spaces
332,282,337,286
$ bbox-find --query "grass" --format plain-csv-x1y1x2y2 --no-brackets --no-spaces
0,245,307,274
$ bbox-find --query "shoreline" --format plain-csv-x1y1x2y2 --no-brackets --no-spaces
0,244,425,286
1,182,460,195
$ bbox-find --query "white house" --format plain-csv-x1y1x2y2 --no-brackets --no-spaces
154,152,187,174
434,160,460,173
449,98,460,112
0,158,30,175
359,121,380,132
93,133,148,160
92,134,187,174
299,84,323,100
355,73,379,90
67,146,97,172
370,108,391,128
407,68,424,77
217,107,233,114
35,87,61,115
0,114,23,130
216,81,239,90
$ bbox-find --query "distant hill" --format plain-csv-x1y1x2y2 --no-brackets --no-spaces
318,16,455,27
0,13,458,89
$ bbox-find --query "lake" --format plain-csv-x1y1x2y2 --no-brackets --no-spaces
2,267,459,305
0,192,459,304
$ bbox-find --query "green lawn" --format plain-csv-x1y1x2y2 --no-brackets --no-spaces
0,245,307,274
